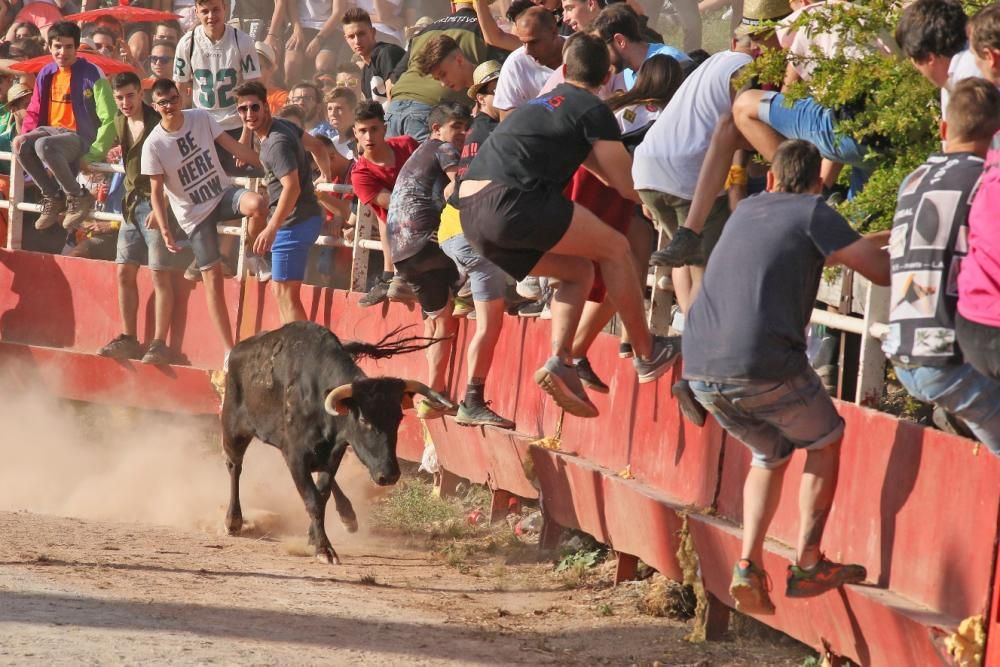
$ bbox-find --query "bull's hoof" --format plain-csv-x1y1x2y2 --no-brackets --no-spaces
315,547,340,565
342,516,359,534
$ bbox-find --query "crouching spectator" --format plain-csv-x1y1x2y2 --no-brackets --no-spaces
885,79,1000,456
14,21,116,232
683,140,890,614
98,72,191,364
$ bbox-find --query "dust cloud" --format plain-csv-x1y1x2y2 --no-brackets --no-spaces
0,383,383,540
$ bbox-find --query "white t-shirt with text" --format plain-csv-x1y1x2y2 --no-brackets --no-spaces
494,45,556,111
174,25,261,130
141,110,228,233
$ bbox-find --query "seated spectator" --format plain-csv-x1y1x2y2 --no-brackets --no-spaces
151,20,182,48
14,21,116,232
12,2,62,41
884,79,1000,456
386,103,471,418
970,3,1000,86
289,81,329,136
7,21,41,43
141,78,265,364
282,0,338,84
254,41,288,114
562,0,606,33
494,7,564,119
350,100,419,307
591,3,691,90
895,0,982,115
276,103,307,128
438,60,515,429
325,86,357,158
342,7,406,106
144,40,175,91
684,140,890,615
97,72,190,366
235,81,333,324
335,62,366,103
174,0,261,175
459,33,681,418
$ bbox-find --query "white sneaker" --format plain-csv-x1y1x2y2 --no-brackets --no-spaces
516,276,542,299
245,253,271,282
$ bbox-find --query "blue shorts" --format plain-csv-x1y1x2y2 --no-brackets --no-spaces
272,215,322,282
440,233,507,302
188,186,248,271
894,363,1000,456
689,367,845,469
759,92,871,192
116,198,188,271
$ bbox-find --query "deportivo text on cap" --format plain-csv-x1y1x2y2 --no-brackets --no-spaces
468,60,502,99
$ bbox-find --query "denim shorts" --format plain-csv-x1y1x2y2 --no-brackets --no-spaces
189,186,248,271
385,99,433,142
440,233,508,302
759,92,871,193
272,215,322,282
690,367,845,469
894,363,1000,456
116,198,188,271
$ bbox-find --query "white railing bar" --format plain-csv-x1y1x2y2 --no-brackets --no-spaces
810,308,867,336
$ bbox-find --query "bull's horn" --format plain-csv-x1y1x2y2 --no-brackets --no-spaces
324,383,354,416
402,380,456,409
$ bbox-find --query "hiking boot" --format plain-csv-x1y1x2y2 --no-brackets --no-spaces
786,557,867,598
141,339,174,365
245,253,272,282
184,259,201,282
63,190,96,230
453,294,474,318
97,334,143,360
359,277,390,307
633,335,682,384
518,299,546,318
35,194,67,230
650,227,704,268
575,357,609,394
672,379,706,427
730,560,775,615
387,275,416,303
416,397,457,420
534,356,599,418
456,400,515,429
618,342,634,359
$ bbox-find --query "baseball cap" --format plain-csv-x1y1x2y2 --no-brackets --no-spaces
255,41,276,67
735,0,792,37
468,60,501,99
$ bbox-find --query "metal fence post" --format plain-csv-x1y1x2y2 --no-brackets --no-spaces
350,203,374,294
855,279,889,407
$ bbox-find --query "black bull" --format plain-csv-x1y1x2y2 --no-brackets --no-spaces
220,321,452,564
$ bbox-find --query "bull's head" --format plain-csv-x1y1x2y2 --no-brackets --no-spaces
323,378,454,486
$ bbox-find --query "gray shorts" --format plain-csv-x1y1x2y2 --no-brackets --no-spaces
440,233,507,302
188,186,247,271
689,367,844,469
116,198,188,271
638,189,730,265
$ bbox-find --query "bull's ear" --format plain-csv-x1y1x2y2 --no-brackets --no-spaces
401,392,416,411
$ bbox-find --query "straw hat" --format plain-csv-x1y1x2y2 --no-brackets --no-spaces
405,16,434,41
468,60,501,98
735,0,792,36
255,41,276,67
7,83,31,106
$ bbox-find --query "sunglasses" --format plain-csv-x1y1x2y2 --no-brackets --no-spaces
153,95,180,108
289,95,316,104
338,77,359,88
148,55,172,65
236,102,262,115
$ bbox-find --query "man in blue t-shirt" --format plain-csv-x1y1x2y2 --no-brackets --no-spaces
683,140,890,616
590,4,690,89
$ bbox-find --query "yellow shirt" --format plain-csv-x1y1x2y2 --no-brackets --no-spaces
437,203,463,243
48,68,77,131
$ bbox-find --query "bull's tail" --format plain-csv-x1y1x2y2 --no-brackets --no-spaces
342,326,449,360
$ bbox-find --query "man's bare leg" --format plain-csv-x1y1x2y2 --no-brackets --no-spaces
150,269,175,341
202,263,234,352
271,280,307,323
117,263,140,338
425,309,457,393
797,440,841,568
468,298,505,380
741,462,788,566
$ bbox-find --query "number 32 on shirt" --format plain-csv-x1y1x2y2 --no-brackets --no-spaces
191,68,237,108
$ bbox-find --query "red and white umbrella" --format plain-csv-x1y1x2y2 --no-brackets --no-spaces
65,1,180,24
9,53,141,76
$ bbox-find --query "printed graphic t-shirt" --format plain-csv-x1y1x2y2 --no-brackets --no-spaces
140,109,227,233
174,26,261,130
683,192,861,383
49,67,76,131
350,135,419,222
260,118,323,227
463,83,621,191
363,42,406,105
883,152,983,367
386,138,460,262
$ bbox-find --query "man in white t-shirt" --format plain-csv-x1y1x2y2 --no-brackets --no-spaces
142,79,266,361
174,0,261,174
494,7,564,118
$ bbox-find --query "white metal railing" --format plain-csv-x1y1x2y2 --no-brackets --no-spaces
0,150,890,405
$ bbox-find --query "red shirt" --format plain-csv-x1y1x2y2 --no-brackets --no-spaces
350,135,419,221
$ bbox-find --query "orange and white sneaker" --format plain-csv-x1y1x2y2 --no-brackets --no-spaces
786,557,867,598
729,559,776,615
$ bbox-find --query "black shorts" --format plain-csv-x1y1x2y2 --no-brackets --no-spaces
458,182,573,281
394,242,461,316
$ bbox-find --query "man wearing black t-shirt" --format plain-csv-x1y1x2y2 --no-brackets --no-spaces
458,32,681,419
236,82,332,324
342,8,406,107
683,140,890,615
